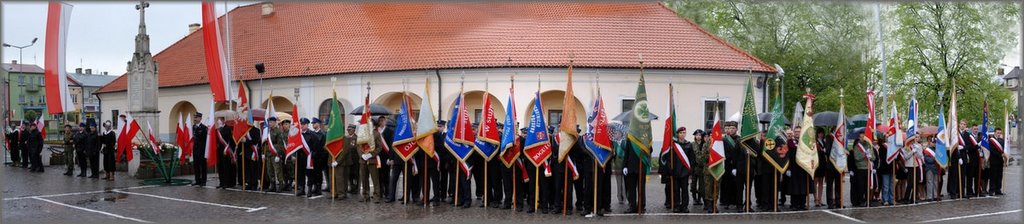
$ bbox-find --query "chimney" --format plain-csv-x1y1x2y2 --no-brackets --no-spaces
76,68,82,74
261,2,274,16
999,68,1005,76
103,71,108,75
85,69,92,74
11,60,16,64
188,23,201,34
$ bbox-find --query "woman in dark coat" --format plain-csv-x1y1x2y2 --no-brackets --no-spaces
101,121,117,180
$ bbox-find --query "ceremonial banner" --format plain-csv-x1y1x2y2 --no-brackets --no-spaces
557,63,578,162
499,87,520,167
763,87,789,173
444,93,475,161
830,98,848,173
708,108,725,180
583,88,613,167
523,92,552,166
627,74,652,174
44,1,75,114
393,94,419,161
415,80,438,158
885,101,903,163
202,1,231,102
326,91,346,158
474,89,500,160
796,94,818,174
739,75,760,156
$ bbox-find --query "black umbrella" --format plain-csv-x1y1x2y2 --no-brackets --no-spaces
349,104,393,116
812,111,842,127
612,110,659,126
757,112,791,125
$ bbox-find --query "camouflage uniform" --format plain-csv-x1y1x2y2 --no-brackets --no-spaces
691,139,707,204
265,126,287,191
63,130,76,175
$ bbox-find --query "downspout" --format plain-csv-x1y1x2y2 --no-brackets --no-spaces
435,69,443,118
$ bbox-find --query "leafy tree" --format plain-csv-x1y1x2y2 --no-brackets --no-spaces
664,0,877,117
24,110,37,122
887,2,1019,127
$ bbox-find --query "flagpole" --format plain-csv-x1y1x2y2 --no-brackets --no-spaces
713,179,718,213
404,160,408,205
241,143,246,190
774,170,778,212
593,161,598,216
455,161,460,207
638,55,645,215
746,147,751,212
294,156,298,194
423,152,428,207
563,158,567,215
534,168,539,212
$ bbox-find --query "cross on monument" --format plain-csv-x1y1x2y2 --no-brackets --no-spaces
136,1,149,35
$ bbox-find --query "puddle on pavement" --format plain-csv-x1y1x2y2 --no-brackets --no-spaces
102,193,129,202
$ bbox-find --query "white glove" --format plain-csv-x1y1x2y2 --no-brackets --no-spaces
785,171,791,177
274,157,281,163
623,168,628,176
850,172,854,177
959,159,963,165
731,169,737,176
291,156,297,161
387,160,394,165
262,155,267,160
331,161,338,167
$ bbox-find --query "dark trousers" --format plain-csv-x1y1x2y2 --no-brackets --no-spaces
386,162,403,200
217,154,236,188
672,175,690,209
193,153,208,185
825,169,841,207
851,169,868,206
989,164,1004,194
88,152,99,176
9,146,21,164
598,165,612,211
407,161,423,202
379,159,391,197
308,156,325,190
624,172,646,211
500,165,515,207
760,171,777,209
947,162,962,198
720,172,738,205
472,159,485,198
552,163,573,212
76,150,89,175
964,163,977,196
295,154,308,191
21,146,32,168
456,167,472,206
487,160,503,206
103,151,116,172
433,165,448,201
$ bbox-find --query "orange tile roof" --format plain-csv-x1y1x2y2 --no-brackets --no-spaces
96,2,775,93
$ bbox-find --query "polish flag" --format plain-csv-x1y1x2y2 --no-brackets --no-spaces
44,2,75,114
201,1,231,102
146,121,161,154
116,114,141,163
204,102,220,167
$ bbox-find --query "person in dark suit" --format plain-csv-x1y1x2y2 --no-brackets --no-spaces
722,121,744,210
960,121,978,198
785,134,811,211
376,116,395,202
244,125,262,191
7,124,23,168
24,122,44,173
191,113,208,186
622,133,648,214
216,118,237,189
83,122,100,178
431,121,449,204
303,118,326,197
988,128,1007,195
570,132,592,216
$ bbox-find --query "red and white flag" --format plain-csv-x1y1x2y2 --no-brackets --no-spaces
116,114,141,163
146,121,161,154
201,1,231,102
44,2,75,114
204,101,220,167
284,104,307,158
36,118,46,140
176,114,187,161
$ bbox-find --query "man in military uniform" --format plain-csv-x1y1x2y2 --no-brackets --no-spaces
304,118,326,197
62,124,77,176
332,125,358,199
293,118,310,196
358,117,383,203
690,129,707,208
191,113,209,187
263,117,286,192
279,119,295,192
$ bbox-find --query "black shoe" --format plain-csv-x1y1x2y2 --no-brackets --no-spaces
89,175,99,178
526,209,535,213
500,204,511,209
515,206,523,212
460,203,472,208
624,208,638,214
63,172,73,176
77,173,86,177
296,190,306,196
673,208,689,213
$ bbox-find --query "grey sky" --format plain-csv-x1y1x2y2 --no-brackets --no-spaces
2,1,1021,78
2,1,247,75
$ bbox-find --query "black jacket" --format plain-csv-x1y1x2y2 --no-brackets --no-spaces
100,130,116,154
192,123,208,158
23,129,43,153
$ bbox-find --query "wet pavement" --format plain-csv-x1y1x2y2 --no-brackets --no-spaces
2,162,1021,223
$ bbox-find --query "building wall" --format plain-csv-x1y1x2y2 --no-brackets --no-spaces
98,68,770,149
7,71,48,122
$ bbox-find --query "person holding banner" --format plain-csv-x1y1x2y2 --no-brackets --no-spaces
988,128,1006,196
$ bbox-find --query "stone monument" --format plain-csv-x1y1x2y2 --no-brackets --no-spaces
126,0,159,135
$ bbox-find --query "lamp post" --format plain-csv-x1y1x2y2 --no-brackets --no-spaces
255,63,265,108
2,37,37,165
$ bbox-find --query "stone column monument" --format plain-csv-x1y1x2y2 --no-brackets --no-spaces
127,0,159,135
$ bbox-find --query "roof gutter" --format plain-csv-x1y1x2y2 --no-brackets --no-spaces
435,69,442,118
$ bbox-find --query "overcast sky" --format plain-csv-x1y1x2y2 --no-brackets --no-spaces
2,1,1021,77
2,1,248,75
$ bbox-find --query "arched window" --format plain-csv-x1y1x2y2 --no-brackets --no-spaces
318,99,345,124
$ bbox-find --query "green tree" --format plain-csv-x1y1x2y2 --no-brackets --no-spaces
664,0,878,117
24,110,38,122
887,2,1019,127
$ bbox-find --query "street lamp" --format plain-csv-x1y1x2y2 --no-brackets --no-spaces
2,37,37,165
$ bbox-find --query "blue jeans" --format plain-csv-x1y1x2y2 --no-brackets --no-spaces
881,174,894,204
